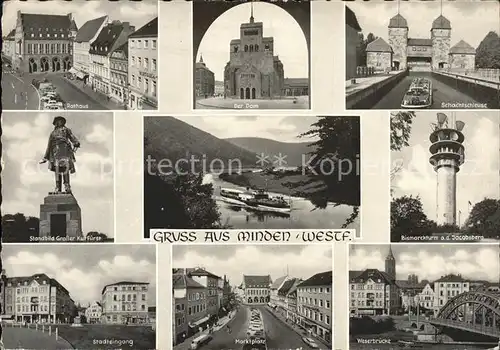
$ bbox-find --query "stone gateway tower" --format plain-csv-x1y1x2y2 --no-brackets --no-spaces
388,14,408,70
224,3,285,100
431,15,452,70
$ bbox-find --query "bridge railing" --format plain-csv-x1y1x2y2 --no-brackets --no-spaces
430,318,500,337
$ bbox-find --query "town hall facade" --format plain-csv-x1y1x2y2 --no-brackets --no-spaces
223,7,285,100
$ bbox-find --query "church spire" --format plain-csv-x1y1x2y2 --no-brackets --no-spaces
250,0,254,23
387,245,395,259
199,53,203,63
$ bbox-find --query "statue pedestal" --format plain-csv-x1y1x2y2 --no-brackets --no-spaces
39,192,83,239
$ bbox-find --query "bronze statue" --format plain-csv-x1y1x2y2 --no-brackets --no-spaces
40,116,80,194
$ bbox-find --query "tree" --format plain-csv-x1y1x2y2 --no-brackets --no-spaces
390,112,415,196
391,195,432,241
2,213,40,242
287,116,360,228
475,31,500,69
464,198,500,239
356,32,378,67
144,172,222,234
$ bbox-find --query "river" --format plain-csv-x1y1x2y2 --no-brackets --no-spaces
203,173,360,230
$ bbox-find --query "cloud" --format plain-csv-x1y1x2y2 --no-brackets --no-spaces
173,245,332,286
392,112,499,223
2,112,114,235
349,245,499,282
4,250,156,305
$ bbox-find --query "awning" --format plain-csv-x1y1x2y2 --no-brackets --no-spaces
188,315,210,328
76,71,85,79
68,67,77,74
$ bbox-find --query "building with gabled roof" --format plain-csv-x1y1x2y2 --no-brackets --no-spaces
13,11,76,73
109,41,129,105
128,17,158,110
449,40,476,70
72,15,109,82
284,278,303,324
297,271,332,345
345,6,362,80
269,274,288,308
85,300,103,324
89,20,135,97
242,275,272,305
2,29,16,62
366,37,393,72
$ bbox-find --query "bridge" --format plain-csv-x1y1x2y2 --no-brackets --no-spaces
429,291,500,341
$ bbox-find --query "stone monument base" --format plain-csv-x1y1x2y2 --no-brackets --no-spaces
39,192,83,239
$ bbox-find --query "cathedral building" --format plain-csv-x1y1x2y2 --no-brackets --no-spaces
367,10,475,72
224,5,284,100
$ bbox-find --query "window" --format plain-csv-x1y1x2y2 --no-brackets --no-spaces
144,58,149,70
138,57,142,66
144,40,148,48
132,75,136,86
145,78,149,93
244,45,248,52
152,81,156,96
54,33,58,38
152,59,156,72
131,56,135,65
152,40,156,49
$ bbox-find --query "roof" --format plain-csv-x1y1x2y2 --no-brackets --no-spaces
298,271,332,287
278,278,297,296
271,276,288,289
284,78,308,87
129,17,157,38
20,13,72,40
450,40,475,54
70,19,78,32
7,273,70,295
349,270,363,280
350,269,395,285
187,268,220,279
432,15,451,30
111,41,128,56
90,21,129,56
172,274,205,289
389,14,408,28
287,279,303,295
6,29,15,39
243,275,271,288
434,274,468,283
366,37,393,53
75,15,107,43
101,281,149,294
345,6,361,31
408,38,432,46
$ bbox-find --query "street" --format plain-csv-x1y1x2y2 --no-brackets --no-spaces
2,326,74,349
373,72,485,109
177,305,317,350
1,72,40,110
1,71,111,110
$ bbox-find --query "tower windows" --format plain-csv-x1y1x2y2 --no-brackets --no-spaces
255,44,259,52
244,45,248,52
249,45,254,52
233,46,238,53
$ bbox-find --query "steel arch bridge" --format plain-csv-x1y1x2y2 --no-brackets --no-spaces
429,291,500,339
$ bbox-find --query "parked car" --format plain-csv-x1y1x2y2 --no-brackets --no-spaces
401,78,432,108
302,337,319,348
190,333,212,349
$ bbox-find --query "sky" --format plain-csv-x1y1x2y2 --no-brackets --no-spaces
172,245,332,287
2,244,157,306
2,112,114,236
2,0,158,34
171,115,320,143
196,2,309,81
348,1,499,49
391,111,499,224
349,244,500,282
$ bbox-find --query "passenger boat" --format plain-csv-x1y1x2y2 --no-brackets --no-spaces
219,187,292,213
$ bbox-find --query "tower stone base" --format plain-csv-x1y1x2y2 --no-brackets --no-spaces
39,193,83,239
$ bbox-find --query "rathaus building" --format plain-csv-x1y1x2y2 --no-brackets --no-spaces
367,11,476,72
224,7,284,100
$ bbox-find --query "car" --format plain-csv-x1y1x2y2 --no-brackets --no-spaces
190,334,212,349
40,95,51,103
44,101,64,110
401,78,432,108
45,104,63,110
301,337,319,348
